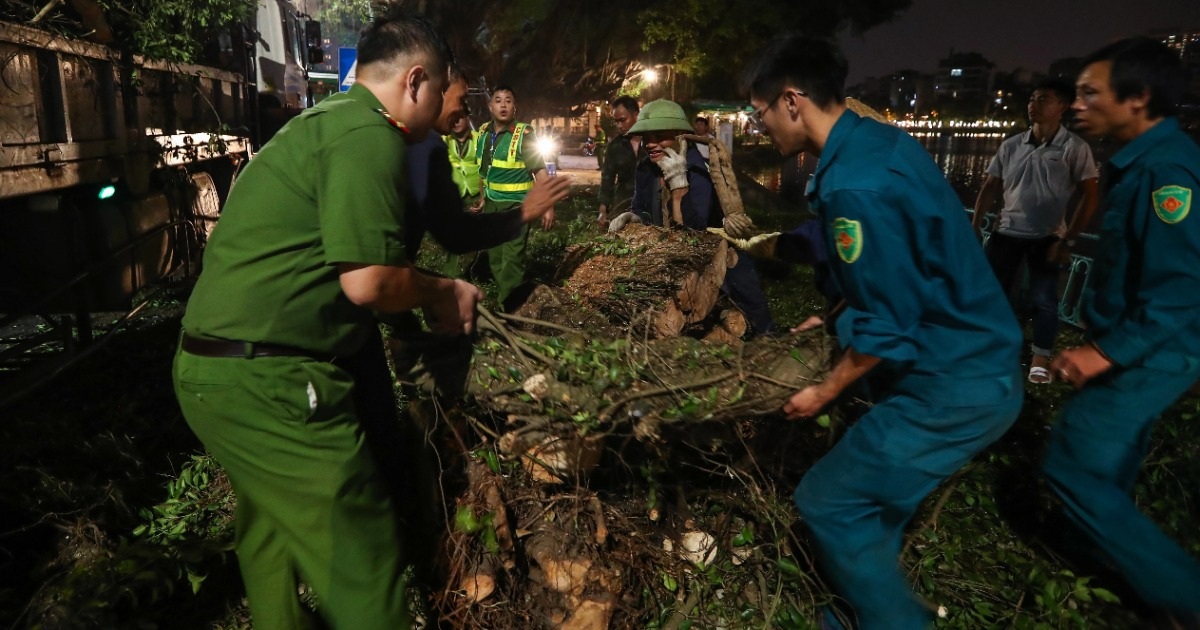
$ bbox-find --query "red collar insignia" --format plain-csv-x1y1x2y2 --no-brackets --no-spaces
373,108,410,134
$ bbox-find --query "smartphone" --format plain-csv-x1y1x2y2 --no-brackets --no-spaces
545,162,557,177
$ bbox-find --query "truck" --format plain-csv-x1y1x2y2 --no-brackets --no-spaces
0,1,319,404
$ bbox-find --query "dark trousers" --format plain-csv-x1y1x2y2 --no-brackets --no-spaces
986,233,1060,356
1043,351,1200,615
724,251,775,335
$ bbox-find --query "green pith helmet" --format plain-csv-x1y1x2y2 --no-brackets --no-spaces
627,99,692,135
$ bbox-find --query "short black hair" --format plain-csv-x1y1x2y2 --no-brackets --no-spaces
694,115,709,124
492,84,516,98
1082,37,1184,118
740,34,847,110
357,7,453,82
611,95,639,114
1033,77,1075,105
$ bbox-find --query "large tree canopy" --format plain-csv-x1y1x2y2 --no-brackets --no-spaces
333,0,912,117
3,0,911,116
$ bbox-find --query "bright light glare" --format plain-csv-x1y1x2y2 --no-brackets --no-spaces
98,185,116,200
644,69,659,83
536,137,557,157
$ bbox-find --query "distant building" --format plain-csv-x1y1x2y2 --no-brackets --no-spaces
1150,28,1200,103
992,68,1043,119
934,51,995,116
887,70,934,118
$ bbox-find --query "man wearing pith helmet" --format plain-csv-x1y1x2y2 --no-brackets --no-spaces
741,34,1023,628
627,98,777,336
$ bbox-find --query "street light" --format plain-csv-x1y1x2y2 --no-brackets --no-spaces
643,68,659,84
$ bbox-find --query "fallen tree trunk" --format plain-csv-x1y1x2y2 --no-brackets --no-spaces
387,225,838,628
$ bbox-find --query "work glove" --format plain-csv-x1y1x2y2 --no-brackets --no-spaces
658,146,690,191
707,227,781,260
608,211,644,233
722,213,756,239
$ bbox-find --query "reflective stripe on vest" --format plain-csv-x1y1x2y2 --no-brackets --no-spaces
444,131,481,197
488,180,535,192
478,121,534,203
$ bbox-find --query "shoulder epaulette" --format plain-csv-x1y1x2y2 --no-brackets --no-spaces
372,108,409,134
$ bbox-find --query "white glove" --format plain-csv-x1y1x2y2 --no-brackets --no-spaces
608,211,644,233
706,228,781,259
722,213,756,239
658,146,689,191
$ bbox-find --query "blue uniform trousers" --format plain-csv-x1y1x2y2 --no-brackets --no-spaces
723,250,776,335
1042,354,1200,616
796,376,1021,629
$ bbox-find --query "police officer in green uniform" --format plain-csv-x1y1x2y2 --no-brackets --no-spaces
593,123,607,170
743,36,1023,629
171,11,480,629
472,85,553,308
1045,38,1200,624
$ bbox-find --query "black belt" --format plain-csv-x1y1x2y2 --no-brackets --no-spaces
181,334,333,362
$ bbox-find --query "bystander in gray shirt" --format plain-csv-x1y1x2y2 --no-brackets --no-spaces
986,127,1098,238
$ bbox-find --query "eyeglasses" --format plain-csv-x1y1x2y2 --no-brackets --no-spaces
748,90,804,133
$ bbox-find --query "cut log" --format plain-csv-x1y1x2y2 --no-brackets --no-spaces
517,224,732,339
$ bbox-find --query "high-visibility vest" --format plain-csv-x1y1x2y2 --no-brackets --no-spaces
444,130,481,198
477,121,535,203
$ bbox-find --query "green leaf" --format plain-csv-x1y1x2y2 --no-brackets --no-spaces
455,506,481,534
187,571,207,594
775,557,802,578
661,571,678,592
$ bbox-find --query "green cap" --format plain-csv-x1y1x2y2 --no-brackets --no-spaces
627,99,692,134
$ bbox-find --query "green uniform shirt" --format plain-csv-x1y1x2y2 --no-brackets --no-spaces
477,121,545,207
598,134,643,208
182,83,409,356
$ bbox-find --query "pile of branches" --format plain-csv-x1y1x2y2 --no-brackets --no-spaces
388,226,855,628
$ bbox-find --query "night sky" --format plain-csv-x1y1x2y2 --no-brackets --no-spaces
838,0,1200,83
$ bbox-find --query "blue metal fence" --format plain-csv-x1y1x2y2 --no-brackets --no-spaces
969,209,1097,328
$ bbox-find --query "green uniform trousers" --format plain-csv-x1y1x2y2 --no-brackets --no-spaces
173,349,411,630
1042,352,1200,617
795,373,1022,629
482,197,529,305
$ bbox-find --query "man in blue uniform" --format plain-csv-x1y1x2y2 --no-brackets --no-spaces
628,99,776,336
742,36,1023,628
1045,37,1200,624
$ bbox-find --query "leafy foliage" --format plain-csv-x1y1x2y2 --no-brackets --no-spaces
1,0,256,63
317,0,912,117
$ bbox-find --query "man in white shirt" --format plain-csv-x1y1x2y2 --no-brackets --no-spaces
972,77,1099,384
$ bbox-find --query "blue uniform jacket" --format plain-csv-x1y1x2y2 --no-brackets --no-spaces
1085,117,1200,368
404,134,524,260
808,110,1022,387
631,143,721,229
